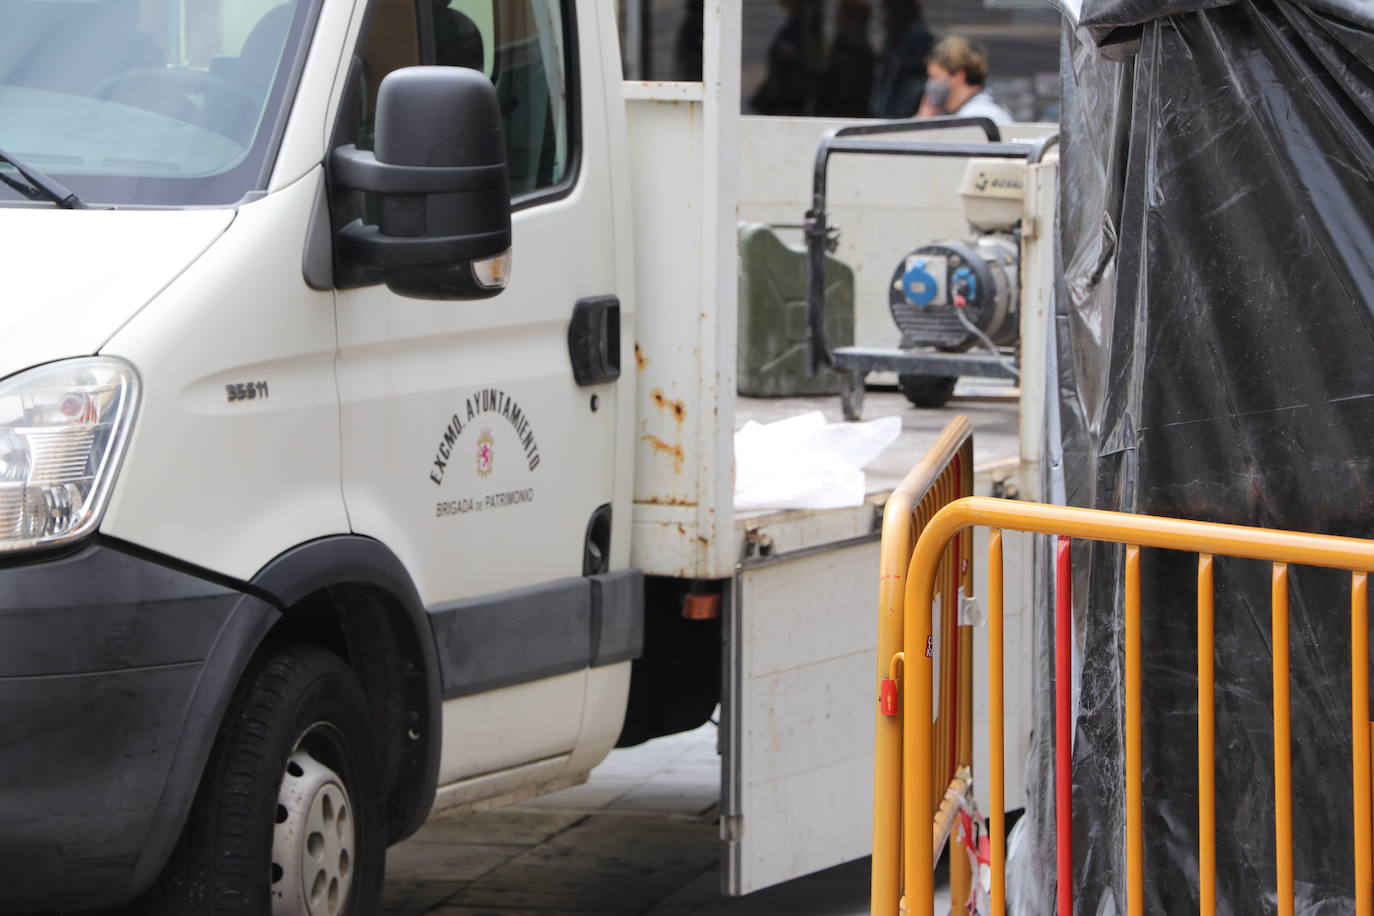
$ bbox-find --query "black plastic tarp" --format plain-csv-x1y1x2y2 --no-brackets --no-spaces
1008,0,1374,911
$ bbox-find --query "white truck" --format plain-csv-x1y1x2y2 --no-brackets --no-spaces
0,1,1054,912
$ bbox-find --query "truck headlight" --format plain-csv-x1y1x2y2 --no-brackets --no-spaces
0,358,139,552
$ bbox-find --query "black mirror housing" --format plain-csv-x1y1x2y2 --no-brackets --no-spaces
333,66,512,300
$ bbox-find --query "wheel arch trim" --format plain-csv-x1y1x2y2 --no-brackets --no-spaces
250,535,441,843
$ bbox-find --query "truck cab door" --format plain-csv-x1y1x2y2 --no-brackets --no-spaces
333,0,629,789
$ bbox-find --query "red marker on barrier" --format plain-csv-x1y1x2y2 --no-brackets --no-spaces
880,678,899,717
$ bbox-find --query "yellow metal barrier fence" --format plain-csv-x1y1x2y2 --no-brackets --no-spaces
875,493,1374,916
871,418,974,916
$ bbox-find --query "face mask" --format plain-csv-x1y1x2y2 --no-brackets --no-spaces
924,79,951,111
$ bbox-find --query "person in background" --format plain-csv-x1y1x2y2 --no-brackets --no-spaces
750,0,811,115
817,0,873,118
674,0,704,82
872,0,933,118
916,35,1012,125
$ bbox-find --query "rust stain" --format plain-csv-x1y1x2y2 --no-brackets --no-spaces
641,435,685,475
696,536,710,547
676,524,687,535
635,343,649,370
640,495,697,507
649,388,687,427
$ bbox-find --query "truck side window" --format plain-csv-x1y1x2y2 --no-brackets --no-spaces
494,2,572,197
349,0,572,196
439,1,573,198
354,0,423,149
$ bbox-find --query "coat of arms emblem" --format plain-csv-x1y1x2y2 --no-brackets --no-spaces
476,429,494,477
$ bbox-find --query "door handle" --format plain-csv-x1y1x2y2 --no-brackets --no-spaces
568,296,621,386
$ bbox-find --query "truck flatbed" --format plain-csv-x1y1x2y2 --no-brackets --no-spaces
732,385,1021,558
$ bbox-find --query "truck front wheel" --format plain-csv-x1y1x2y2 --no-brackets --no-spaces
142,646,385,915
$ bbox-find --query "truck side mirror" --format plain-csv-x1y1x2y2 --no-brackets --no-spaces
332,66,512,300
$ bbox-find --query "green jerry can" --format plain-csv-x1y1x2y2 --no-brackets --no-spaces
737,221,854,397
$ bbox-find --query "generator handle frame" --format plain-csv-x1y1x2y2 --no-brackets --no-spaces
802,118,1059,377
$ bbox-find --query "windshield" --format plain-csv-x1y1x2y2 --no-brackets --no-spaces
0,0,316,207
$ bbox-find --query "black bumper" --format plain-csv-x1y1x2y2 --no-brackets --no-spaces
0,543,277,911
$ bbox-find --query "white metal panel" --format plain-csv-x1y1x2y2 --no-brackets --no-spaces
625,0,740,580
565,661,633,774
0,207,232,382
724,465,1041,895
624,89,737,578
433,662,631,818
100,170,348,579
725,542,880,895
1018,156,1059,491
436,670,586,785
624,96,705,553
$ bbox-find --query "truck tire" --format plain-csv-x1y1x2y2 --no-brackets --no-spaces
898,374,958,409
140,646,385,916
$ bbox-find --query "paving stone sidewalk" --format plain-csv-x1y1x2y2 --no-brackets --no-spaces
384,720,957,915
383,722,880,915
